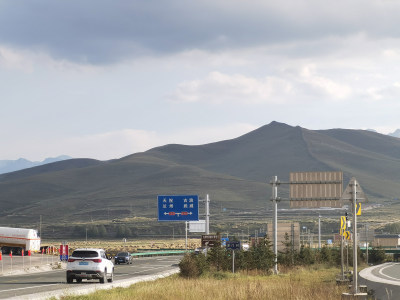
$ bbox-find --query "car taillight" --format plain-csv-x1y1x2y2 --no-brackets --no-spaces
92,258,102,263
67,258,76,262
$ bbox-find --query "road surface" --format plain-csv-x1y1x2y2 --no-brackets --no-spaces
359,262,400,300
0,255,181,299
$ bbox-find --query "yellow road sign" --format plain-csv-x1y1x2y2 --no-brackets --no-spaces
343,231,351,240
356,203,362,216
340,216,347,230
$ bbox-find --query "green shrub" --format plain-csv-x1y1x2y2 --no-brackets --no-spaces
369,246,387,264
207,243,231,271
179,253,209,278
246,235,275,273
298,245,315,265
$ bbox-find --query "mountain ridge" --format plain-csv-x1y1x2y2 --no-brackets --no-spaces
0,121,399,226
0,155,72,175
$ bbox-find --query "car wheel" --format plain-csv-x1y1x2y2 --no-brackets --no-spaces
100,269,106,284
76,278,82,283
107,269,114,283
66,275,73,284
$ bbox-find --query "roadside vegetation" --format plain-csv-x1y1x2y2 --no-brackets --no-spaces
58,267,346,300
56,235,366,300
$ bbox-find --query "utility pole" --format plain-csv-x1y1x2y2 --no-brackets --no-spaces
291,223,295,265
205,194,210,234
39,215,42,239
318,214,321,249
270,176,280,275
365,224,369,265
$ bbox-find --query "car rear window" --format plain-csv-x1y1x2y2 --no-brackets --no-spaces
117,252,129,256
71,250,99,258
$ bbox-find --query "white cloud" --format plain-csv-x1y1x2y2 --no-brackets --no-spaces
2,2,400,162
297,64,352,100
0,46,34,72
365,82,400,101
167,64,354,105
167,71,294,104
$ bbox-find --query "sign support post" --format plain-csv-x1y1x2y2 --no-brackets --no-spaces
341,234,345,279
226,241,240,273
185,221,188,250
232,250,235,273
340,177,368,297
352,179,358,295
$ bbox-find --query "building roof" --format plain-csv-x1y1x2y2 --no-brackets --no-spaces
375,234,400,239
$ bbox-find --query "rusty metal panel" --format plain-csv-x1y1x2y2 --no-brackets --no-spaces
290,171,343,208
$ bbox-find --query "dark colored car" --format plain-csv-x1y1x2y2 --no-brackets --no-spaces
114,252,133,264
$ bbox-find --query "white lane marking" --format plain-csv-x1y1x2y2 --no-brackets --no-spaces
134,264,173,268
378,263,400,281
115,265,173,277
1,283,60,293
360,263,400,286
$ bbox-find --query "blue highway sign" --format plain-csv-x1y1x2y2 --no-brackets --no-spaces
226,241,241,250
221,237,229,246
158,195,199,221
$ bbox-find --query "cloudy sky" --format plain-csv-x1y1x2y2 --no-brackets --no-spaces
1,0,400,161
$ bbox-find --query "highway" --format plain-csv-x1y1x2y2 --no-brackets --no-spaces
359,262,400,300
0,255,181,299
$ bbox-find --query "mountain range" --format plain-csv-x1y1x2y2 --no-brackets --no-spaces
0,156,71,175
389,129,400,138
0,121,400,226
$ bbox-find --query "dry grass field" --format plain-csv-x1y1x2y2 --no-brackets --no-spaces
45,238,201,255
57,266,347,300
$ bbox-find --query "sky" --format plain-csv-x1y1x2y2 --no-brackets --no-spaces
1,0,400,161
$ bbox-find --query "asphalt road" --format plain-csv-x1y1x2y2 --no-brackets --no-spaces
359,262,400,300
0,255,182,299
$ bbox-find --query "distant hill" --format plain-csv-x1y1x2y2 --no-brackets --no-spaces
389,129,400,138
1,122,400,226
0,155,72,174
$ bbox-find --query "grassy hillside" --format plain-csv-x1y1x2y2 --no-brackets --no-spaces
0,121,399,228
303,128,400,199
143,121,331,181
0,154,267,225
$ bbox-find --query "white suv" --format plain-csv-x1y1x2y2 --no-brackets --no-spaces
66,248,114,284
